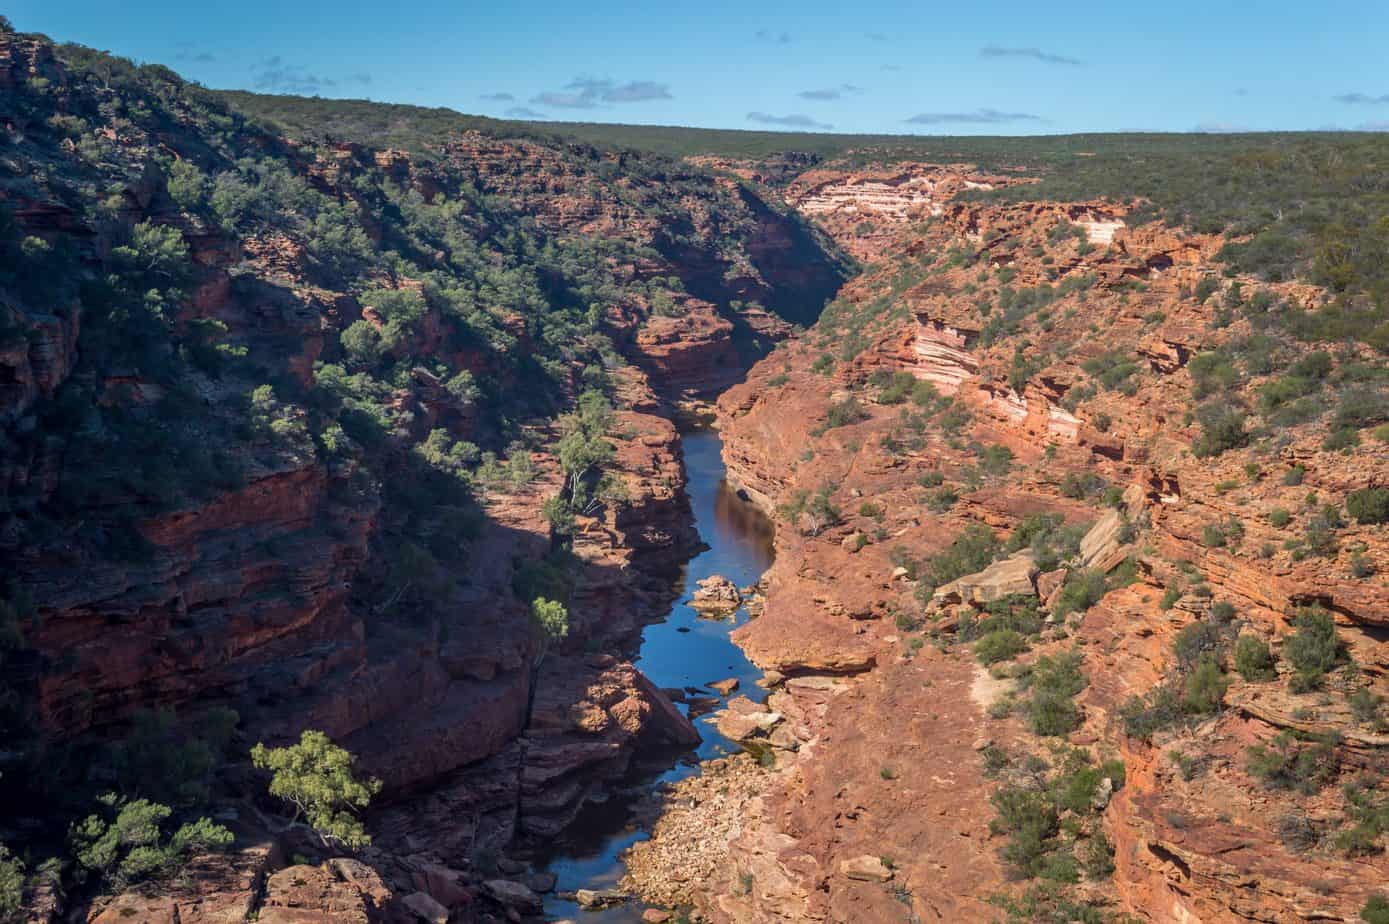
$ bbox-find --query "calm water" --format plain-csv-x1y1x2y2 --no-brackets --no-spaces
535,429,775,921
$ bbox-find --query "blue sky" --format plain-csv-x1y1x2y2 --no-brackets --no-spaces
9,1,1389,134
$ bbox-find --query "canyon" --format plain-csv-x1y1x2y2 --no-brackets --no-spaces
3,22,1389,924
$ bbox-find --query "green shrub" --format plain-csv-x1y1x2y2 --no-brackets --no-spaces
70,794,233,891
1053,569,1106,617
990,785,1059,878
1268,507,1291,528
1347,487,1389,525
251,730,382,849
823,396,868,429
1192,404,1249,458
1120,686,1183,741
1283,606,1339,689
1060,471,1109,499
1082,831,1115,880
1173,620,1224,670
1182,657,1230,714
1338,781,1389,858
1363,894,1389,924
924,524,999,589
1246,731,1339,794
876,371,919,404
1283,465,1306,486
0,843,21,923
1234,634,1277,681
1025,650,1087,736
1188,350,1239,399
975,630,1029,665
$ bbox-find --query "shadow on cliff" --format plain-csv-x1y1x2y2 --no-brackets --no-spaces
656,183,854,376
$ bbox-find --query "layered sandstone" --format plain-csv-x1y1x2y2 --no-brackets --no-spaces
628,167,1389,923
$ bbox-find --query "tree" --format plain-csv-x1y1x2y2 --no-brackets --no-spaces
341,320,386,367
112,221,189,280
166,159,206,212
530,597,570,668
555,391,616,512
69,794,232,890
0,843,21,924
250,731,382,850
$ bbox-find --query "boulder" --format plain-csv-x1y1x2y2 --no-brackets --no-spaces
840,855,894,882
1037,568,1068,607
690,574,741,615
407,859,470,908
483,879,544,915
709,677,740,696
716,706,783,742
575,888,628,909
402,891,449,924
932,552,1037,606
1079,508,1124,568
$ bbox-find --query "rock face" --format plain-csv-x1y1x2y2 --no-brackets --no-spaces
622,161,1389,923
0,28,855,923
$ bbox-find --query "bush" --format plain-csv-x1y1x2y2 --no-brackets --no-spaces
1246,731,1339,794
1348,688,1385,728
1347,487,1389,525
1173,620,1224,670
1364,895,1389,924
0,844,20,923
990,785,1059,878
823,396,868,429
1338,781,1389,858
1182,657,1230,714
975,630,1029,665
1234,634,1277,681
1120,687,1183,741
1053,569,1106,617
1283,465,1306,486
924,524,999,588
1192,404,1249,458
1268,507,1291,528
1026,650,1087,736
1283,606,1339,689
70,794,233,891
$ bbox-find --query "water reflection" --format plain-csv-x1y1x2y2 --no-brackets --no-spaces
534,429,775,921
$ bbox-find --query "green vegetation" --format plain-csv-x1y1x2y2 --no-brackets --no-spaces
975,630,1030,665
1347,487,1389,525
1234,634,1277,681
69,794,232,891
0,844,21,923
530,597,571,667
1023,650,1088,737
923,524,1000,591
1283,605,1340,691
1120,605,1240,741
1004,514,1087,572
1246,731,1339,794
250,730,383,850
986,747,1122,884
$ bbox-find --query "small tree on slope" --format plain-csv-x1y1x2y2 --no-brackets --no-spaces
250,730,382,850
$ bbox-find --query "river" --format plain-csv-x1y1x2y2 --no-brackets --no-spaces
534,428,775,921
